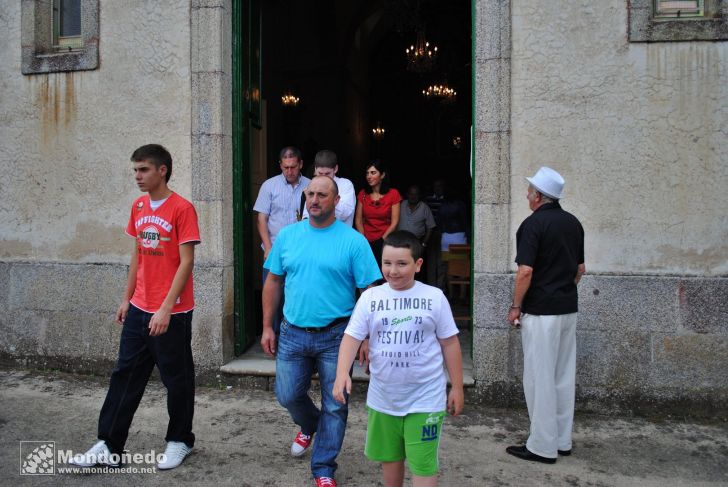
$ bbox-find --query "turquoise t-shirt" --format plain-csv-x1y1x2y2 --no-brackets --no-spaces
264,220,382,327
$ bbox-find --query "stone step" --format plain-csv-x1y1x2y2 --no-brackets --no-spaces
220,342,475,387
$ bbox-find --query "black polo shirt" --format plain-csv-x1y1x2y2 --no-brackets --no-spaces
515,202,584,315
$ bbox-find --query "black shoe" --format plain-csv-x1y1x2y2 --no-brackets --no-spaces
505,445,556,464
558,449,571,456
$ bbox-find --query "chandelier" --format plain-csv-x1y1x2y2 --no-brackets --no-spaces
422,83,456,102
372,123,386,141
405,30,438,73
281,91,299,107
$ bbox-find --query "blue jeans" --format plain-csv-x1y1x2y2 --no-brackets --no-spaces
275,319,349,479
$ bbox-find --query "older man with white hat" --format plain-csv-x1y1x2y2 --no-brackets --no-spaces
506,166,586,464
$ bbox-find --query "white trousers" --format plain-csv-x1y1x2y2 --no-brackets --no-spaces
520,312,577,458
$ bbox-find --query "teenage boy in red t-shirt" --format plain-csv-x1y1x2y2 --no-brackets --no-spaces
70,144,200,471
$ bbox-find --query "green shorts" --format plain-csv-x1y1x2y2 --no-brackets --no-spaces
364,407,446,477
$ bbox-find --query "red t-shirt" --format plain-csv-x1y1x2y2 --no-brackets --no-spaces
125,192,201,313
357,188,402,242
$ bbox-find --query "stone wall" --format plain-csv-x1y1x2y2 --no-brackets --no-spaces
189,0,235,368
472,0,728,415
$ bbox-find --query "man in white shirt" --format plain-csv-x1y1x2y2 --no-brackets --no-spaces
302,150,355,226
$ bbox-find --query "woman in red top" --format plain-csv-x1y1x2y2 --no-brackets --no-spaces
355,159,401,267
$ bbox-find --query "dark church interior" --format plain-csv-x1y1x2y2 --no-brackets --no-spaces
242,0,473,343
261,0,472,200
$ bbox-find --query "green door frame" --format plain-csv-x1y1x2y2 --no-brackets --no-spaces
232,0,259,355
469,0,475,357
232,0,474,356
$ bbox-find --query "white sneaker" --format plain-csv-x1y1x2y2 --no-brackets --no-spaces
68,440,120,467
157,441,192,470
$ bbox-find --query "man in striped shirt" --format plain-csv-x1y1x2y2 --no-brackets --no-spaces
254,146,311,332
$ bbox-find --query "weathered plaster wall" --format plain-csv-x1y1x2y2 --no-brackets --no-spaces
510,1,728,276
472,0,727,415
1,0,192,262
0,2,233,372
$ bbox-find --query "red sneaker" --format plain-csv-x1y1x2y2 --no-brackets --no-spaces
315,477,337,487
290,431,313,457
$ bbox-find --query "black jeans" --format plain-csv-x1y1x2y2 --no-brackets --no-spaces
97,305,195,454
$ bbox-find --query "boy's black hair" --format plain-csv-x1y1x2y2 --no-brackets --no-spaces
383,230,423,260
130,144,173,183
314,149,337,169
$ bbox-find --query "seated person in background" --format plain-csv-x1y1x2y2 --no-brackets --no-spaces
437,193,467,252
434,181,468,291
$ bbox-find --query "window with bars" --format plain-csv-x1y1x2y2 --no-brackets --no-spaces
21,0,99,75
54,0,83,50
654,0,704,19
629,0,728,42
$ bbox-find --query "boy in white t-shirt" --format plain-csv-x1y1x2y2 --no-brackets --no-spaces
333,230,464,487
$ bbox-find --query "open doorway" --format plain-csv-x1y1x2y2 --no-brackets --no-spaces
234,0,473,354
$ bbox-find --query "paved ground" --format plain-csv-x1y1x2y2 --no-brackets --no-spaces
1,367,727,486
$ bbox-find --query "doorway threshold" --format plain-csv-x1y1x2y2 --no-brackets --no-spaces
220,333,474,386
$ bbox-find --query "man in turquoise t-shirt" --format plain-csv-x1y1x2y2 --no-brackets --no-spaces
261,176,381,487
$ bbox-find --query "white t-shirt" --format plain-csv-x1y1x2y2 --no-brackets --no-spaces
149,196,169,211
346,281,458,416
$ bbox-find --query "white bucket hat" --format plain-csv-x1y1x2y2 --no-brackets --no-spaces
525,166,564,199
